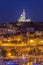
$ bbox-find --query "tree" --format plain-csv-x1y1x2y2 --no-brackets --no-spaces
1,48,7,57
10,49,18,56
29,47,41,56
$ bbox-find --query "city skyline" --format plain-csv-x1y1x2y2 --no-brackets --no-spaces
0,0,43,23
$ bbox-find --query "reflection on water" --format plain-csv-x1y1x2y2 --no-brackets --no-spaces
4,61,19,65
0,60,43,65
0,58,43,65
0,60,19,65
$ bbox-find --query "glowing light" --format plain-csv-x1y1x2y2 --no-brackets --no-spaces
25,43,27,46
8,53,11,56
30,39,34,43
40,40,43,43
7,52,11,57
29,39,37,46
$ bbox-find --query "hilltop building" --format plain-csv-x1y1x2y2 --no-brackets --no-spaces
18,9,31,22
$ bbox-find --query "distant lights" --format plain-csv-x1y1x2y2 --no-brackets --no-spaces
7,52,11,56
40,40,43,44
30,39,34,43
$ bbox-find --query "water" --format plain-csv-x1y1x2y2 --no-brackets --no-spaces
4,61,19,65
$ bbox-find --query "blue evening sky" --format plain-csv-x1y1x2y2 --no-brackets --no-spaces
0,0,43,23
